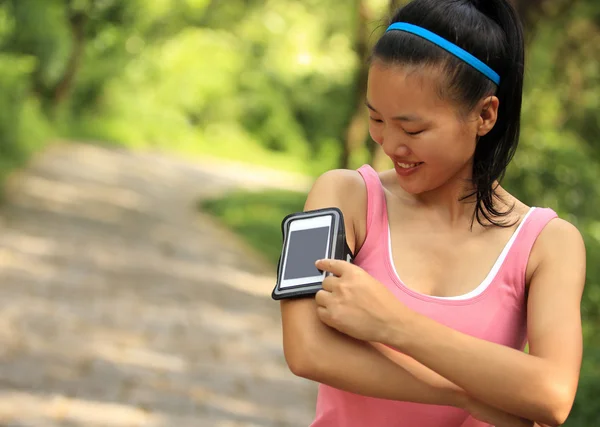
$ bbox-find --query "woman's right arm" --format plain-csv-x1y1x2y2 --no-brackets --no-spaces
280,169,534,427
281,169,463,406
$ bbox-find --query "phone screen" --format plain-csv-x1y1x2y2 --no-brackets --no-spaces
283,226,330,280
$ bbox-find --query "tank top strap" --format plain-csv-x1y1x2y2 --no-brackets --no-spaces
355,164,389,260
499,207,559,294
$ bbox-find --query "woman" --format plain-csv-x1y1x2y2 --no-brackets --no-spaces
280,0,585,426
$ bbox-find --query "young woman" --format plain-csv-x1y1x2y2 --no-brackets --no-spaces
280,0,586,426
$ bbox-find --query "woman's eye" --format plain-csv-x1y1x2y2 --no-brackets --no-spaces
369,117,383,123
405,130,424,136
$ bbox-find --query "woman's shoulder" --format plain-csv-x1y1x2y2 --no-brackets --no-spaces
306,169,367,210
500,191,585,282
531,213,585,259
305,169,368,254
310,168,366,191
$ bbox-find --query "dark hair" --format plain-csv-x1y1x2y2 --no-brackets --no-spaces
372,0,525,228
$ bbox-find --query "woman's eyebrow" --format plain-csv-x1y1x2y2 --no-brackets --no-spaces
364,100,422,122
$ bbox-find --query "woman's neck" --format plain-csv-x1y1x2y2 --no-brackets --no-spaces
385,166,511,231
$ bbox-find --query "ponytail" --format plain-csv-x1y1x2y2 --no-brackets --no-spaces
469,0,525,227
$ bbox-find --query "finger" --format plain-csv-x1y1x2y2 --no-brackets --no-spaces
316,305,332,325
314,289,332,307
315,258,347,277
321,274,340,292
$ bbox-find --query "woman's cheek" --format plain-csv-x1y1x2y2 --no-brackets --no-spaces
369,126,383,145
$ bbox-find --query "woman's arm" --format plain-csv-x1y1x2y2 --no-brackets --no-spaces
373,342,548,427
282,296,463,406
281,170,461,406
380,219,585,426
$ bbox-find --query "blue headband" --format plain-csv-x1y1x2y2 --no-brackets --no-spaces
385,23,501,85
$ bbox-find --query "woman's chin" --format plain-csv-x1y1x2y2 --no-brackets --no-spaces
395,179,428,196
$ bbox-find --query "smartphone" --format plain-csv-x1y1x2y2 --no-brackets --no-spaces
279,214,332,289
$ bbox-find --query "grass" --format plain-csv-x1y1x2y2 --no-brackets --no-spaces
200,189,308,266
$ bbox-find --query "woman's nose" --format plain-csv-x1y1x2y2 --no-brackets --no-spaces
383,139,412,159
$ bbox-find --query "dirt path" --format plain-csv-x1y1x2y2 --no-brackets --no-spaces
0,143,316,427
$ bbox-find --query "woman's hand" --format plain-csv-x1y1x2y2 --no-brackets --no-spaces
314,258,408,343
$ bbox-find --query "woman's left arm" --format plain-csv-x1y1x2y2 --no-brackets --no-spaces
387,219,585,426
316,218,586,426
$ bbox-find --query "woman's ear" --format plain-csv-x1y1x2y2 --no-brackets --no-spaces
477,95,500,137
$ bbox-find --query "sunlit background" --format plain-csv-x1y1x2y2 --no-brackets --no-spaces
0,0,598,425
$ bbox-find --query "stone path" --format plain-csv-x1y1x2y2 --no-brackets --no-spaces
0,142,316,426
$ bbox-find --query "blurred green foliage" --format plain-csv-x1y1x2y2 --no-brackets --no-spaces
1,0,599,423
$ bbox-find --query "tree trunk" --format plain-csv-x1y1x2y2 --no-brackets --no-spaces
338,0,371,169
52,8,87,107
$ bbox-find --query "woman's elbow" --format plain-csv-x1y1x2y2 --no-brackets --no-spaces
542,404,570,427
285,352,314,379
539,380,576,426
283,334,323,380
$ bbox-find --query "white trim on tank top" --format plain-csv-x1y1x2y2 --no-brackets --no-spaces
387,206,537,300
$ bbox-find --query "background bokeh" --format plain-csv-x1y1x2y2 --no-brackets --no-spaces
0,0,598,425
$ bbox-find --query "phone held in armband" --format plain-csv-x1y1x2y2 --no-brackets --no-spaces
272,207,354,300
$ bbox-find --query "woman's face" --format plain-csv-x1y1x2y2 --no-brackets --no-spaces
366,60,482,195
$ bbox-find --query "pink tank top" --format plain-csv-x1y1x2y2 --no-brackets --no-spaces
311,165,558,427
